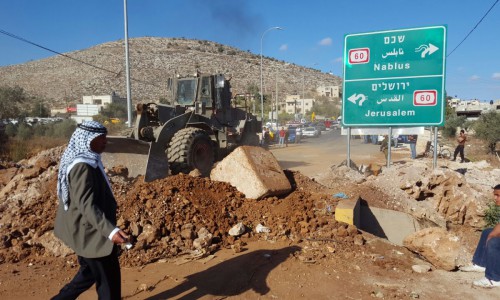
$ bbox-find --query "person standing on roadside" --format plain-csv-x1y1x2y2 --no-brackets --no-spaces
408,135,418,159
460,184,500,288
380,135,389,162
279,127,286,147
451,129,467,163
52,121,129,300
284,128,289,147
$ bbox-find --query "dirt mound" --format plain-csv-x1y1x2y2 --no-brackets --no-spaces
0,148,362,268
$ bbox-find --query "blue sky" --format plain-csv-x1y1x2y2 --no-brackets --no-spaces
1,0,499,101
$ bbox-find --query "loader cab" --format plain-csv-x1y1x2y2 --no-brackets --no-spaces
170,74,230,111
175,78,197,106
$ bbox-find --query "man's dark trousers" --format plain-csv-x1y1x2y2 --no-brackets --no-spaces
51,247,121,300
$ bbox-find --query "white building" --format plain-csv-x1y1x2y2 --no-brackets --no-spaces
71,92,126,124
316,85,341,98
82,92,126,111
284,95,315,114
454,99,500,121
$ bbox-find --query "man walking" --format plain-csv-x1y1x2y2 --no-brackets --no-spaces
451,129,467,163
52,121,129,300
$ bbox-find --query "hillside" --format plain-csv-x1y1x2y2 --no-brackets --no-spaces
0,37,341,108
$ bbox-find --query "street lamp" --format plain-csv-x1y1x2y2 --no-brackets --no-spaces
123,0,132,128
260,26,283,122
302,63,317,120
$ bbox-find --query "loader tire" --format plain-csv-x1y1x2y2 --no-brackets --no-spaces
168,128,215,176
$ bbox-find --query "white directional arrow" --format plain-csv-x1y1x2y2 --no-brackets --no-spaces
348,93,367,106
427,43,439,56
416,43,439,58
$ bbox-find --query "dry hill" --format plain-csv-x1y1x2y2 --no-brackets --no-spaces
0,37,341,108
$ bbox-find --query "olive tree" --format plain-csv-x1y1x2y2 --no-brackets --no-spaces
473,111,500,153
0,86,29,120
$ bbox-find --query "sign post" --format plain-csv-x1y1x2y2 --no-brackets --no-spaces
342,26,447,127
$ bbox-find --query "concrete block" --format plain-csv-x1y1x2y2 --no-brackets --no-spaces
210,146,291,199
335,198,360,227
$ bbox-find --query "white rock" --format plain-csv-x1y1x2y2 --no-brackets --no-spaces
228,222,246,236
411,264,432,273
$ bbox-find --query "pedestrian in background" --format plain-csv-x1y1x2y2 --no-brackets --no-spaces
279,127,286,147
380,135,389,162
408,135,418,159
284,128,289,147
52,121,129,300
451,129,467,163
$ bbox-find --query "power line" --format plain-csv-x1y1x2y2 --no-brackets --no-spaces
447,0,499,57
0,28,161,88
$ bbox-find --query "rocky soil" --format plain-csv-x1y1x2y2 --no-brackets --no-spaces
0,144,499,299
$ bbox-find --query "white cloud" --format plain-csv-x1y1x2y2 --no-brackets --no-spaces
334,57,343,63
279,44,288,51
318,37,332,46
469,75,480,81
492,73,500,80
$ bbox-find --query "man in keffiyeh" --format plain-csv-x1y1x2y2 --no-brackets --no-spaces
52,121,129,300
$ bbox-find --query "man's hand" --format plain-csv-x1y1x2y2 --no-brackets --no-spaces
487,223,500,243
111,230,129,245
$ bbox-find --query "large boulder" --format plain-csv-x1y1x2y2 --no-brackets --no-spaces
403,227,463,271
210,146,291,199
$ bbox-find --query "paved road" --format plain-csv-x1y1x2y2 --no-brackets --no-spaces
269,129,394,177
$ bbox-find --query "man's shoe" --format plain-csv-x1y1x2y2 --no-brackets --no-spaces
460,264,486,272
473,277,500,288
450,158,456,161
460,160,465,163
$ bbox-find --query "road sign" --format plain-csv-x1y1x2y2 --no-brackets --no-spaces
342,26,447,127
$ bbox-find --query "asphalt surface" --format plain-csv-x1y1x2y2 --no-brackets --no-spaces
269,129,387,177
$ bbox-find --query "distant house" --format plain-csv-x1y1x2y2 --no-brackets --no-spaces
82,92,126,111
454,99,500,120
316,85,341,98
71,92,126,123
284,95,315,114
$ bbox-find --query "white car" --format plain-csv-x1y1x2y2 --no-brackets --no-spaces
302,126,319,137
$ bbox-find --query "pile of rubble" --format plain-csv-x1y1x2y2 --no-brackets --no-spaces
0,147,364,268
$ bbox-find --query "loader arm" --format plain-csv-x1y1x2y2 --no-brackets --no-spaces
145,111,193,182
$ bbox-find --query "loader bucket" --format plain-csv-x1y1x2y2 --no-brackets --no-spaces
101,136,151,178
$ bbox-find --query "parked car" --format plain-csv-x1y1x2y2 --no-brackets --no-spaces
330,120,340,130
302,126,319,138
314,123,326,132
287,127,298,143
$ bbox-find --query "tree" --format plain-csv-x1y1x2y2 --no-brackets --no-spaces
29,100,51,117
0,86,29,120
100,102,128,119
473,111,500,153
310,96,340,119
442,103,465,138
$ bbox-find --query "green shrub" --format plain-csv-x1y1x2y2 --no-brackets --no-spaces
8,139,29,162
473,111,500,153
442,115,466,138
16,123,33,140
5,123,17,137
49,119,77,138
484,201,500,228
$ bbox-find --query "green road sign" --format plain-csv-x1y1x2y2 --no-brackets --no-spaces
342,26,447,127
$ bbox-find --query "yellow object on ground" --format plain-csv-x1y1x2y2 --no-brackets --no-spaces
335,198,360,226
